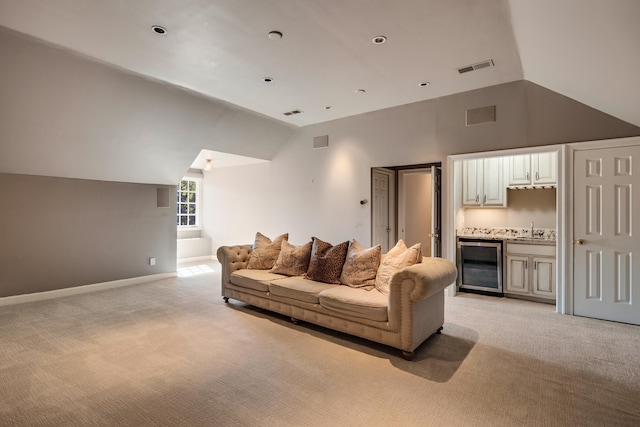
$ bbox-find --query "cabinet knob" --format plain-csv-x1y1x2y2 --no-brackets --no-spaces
573,239,584,245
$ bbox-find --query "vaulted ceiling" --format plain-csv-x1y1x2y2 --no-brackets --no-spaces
0,0,638,183
1,0,638,127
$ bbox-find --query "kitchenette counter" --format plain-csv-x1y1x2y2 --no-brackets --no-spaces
457,227,556,243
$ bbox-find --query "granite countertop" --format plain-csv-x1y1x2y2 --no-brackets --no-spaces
457,227,556,243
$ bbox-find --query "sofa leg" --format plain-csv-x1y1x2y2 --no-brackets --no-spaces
291,317,300,325
436,326,443,334
223,297,229,303
401,351,414,361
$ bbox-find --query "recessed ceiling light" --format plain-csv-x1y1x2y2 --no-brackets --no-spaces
355,89,366,94
372,35,387,44
268,31,283,40
419,82,431,87
263,77,274,83
324,106,333,110
151,25,167,35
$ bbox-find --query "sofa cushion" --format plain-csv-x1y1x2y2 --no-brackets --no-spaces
230,269,288,292
271,240,313,276
340,240,381,290
269,277,338,304
247,232,289,270
375,240,421,295
319,287,388,322
305,237,349,284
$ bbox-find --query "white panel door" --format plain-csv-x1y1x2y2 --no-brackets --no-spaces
372,169,392,253
574,146,640,325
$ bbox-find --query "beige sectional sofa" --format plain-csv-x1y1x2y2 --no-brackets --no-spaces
217,240,457,360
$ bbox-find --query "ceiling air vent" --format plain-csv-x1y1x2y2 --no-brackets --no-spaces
457,59,494,74
283,109,303,116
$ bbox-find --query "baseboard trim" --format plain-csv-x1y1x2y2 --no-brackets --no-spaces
0,272,178,307
178,255,216,264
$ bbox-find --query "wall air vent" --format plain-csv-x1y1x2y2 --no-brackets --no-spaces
283,109,303,116
457,59,494,74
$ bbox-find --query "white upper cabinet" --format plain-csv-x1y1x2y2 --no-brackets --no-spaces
509,155,531,185
462,159,482,206
462,158,506,207
531,152,557,185
508,152,557,187
483,157,506,206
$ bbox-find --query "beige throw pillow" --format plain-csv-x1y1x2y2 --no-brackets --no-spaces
374,240,421,295
247,232,289,270
305,237,349,284
271,240,313,276
340,240,381,290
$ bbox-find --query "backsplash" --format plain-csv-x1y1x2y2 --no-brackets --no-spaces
458,227,556,241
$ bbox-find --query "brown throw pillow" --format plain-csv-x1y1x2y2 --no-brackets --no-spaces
271,240,313,276
375,240,421,295
247,232,289,270
340,240,382,290
305,237,349,284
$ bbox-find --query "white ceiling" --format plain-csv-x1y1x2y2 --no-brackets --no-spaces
0,0,638,177
190,149,269,170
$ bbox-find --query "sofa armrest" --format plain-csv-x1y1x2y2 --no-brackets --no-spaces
391,257,458,302
216,245,252,293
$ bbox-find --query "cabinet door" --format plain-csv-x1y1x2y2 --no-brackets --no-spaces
532,152,557,185
483,157,506,206
509,154,531,186
462,159,482,206
506,255,529,294
532,256,556,299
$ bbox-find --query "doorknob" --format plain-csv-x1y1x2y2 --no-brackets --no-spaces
428,233,440,238
573,239,585,245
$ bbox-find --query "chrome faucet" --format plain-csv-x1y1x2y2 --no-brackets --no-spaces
530,221,534,238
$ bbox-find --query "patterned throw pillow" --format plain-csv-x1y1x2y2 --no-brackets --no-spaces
271,240,313,276
246,232,289,270
305,237,349,284
374,240,421,295
340,240,382,290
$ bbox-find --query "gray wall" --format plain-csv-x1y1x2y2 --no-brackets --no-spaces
0,173,176,298
204,80,640,256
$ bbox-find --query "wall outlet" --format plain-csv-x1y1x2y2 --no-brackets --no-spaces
149,257,156,266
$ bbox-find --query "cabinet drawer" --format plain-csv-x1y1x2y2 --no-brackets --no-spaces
506,243,555,257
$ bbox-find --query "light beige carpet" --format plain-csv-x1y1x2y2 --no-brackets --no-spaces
1,261,639,426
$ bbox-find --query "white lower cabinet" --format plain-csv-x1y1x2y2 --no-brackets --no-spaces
505,242,556,301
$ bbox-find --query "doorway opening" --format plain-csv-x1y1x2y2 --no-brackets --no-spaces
371,163,442,257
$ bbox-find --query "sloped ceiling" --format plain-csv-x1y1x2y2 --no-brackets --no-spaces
510,0,640,128
0,0,638,184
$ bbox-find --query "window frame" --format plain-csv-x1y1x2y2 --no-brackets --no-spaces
176,177,202,230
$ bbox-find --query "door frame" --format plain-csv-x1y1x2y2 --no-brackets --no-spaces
445,146,566,308
565,136,640,316
371,163,442,256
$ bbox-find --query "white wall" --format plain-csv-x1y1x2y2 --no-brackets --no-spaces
204,104,439,249
462,188,556,229
204,80,639,259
